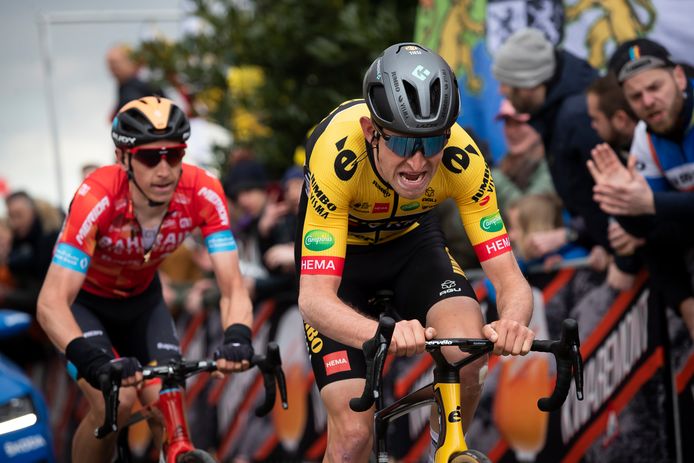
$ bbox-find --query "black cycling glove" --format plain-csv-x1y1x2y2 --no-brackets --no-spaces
214,324,254,362
65,337,141,389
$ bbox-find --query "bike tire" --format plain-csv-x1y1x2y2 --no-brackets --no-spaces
176,449,218,463
449,449,492,463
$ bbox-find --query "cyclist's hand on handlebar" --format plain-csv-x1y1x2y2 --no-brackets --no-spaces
100,358,143,388
65,336,142,389
213,323,254,377
389,320,436,357
482,319,535,356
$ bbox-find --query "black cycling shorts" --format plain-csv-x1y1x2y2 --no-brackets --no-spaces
67,275,181,381
303,213,477,390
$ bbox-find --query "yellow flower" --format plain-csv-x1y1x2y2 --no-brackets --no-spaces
227,66,265,98
232,107,271,141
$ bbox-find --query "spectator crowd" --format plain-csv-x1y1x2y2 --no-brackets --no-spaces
0,27,693,462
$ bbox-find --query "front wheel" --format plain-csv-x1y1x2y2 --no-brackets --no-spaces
177,449,218,463
449,449,492,463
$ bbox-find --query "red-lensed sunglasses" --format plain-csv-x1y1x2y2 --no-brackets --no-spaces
129,144,187,168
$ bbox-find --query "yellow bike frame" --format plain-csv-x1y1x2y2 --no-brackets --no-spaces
434,382,467,462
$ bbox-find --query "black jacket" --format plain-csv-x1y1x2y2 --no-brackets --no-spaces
529,52,608,249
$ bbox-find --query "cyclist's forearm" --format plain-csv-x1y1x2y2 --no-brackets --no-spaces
481,253,533,325
36,265,85,352
299,290,376,348
494,274,533,326
219,292,253,329
36,298,83,352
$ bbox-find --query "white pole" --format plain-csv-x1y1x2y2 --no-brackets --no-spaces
37,13,64,207
35,9,183,208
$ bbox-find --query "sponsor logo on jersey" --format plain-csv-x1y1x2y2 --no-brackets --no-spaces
77,183,91,196
98,232,188,256
304,229,335,251
474,234,511,262
309,173,337,219
425,187,435,197
352,201,370,212
198,187,229,226
472,164,494,203
348,215,421,233
76,196,110,245
173,193,191,205
334,137,358,181
479,195,491,207
442,146,470,173
400,201,420,211
324,350,351,376
480,211,503,232
300,256,344,275
161,219,177,229
372,180,391,197
372,202,390,213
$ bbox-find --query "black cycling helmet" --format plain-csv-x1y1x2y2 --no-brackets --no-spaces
111,96,190,148
363,42,460,136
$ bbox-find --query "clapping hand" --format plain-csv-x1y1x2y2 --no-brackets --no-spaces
587,144,655,216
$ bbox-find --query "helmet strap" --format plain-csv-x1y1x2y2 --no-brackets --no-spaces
126,153,167,208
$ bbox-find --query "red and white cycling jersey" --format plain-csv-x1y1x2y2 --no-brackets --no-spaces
53,164,237,298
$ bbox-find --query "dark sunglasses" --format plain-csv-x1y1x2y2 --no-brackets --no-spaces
375,126,449,158
129,144,187,168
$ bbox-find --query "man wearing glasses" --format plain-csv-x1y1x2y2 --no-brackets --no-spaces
36,96,254,462
296,43,534,461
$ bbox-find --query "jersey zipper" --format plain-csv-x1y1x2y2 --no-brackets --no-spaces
134,211,169,264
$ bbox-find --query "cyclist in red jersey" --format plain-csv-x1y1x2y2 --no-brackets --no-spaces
37,97,254,463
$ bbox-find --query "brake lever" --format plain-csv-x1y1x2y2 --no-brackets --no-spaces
571,342,584,400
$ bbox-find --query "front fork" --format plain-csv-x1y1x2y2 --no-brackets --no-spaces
158,386,194,463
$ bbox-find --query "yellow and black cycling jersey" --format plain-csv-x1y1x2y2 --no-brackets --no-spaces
298,100,511,277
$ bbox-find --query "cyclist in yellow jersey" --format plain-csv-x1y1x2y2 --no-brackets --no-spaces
296,43,535,461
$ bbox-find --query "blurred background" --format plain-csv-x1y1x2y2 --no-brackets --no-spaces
1,1,693,462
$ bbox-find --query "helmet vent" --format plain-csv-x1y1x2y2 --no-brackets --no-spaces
403,80,421,118
369,85,394,123
430,78,441,117
119,119,139,135
130,110,152,127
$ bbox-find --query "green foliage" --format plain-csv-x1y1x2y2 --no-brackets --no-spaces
135,0,418,177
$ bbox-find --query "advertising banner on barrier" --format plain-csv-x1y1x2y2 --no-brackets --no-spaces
471,269,681,462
